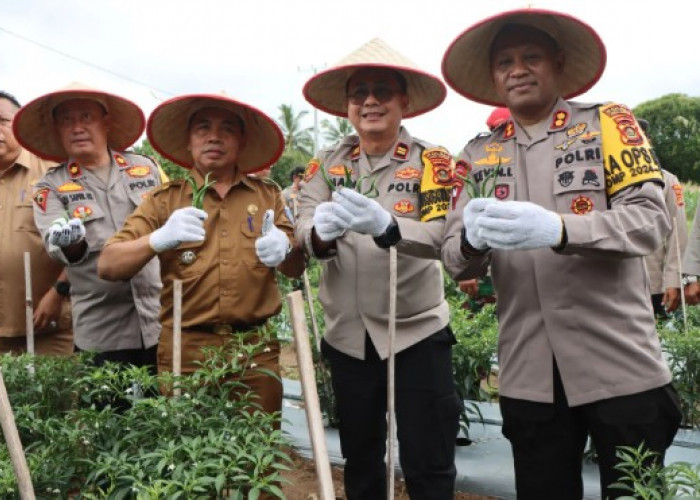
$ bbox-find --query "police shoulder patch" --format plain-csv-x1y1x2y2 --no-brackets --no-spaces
599,103,662,197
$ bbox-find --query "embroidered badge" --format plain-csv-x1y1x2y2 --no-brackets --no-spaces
304,159,320,182
68,162,82,178
582,169,601,187
566,123,587,137
395,167,421,180
503,121,515,139
571,195,593,214
558,171,574,187
394,142,409,159
551,110,569,129
350,145,361,160
451,160,470,209
672,184,684,206
328,165,351,176
114,153,128,166
393,199,414,214
422,149,452,186
494,184,510,200
72,205,93,219
180,250,196,265
57,182,84,193
126,166,150,178
33,188,49,212
602,104,644,146
555,138,577,151
580,131,601,144
475,143,511,166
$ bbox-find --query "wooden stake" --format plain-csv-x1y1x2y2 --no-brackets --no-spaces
302,271,321,352
173,279,182,397
23,253,34,376
673,219,688,333
287,290,334,500
0,370,35,499
387,246,397,499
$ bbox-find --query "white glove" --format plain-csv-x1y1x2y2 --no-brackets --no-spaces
48,216,86,248
478,200,563,250
462,198,498,251
149,207,208,253
333,187,392,237
313,201,353,242
255,209,290,267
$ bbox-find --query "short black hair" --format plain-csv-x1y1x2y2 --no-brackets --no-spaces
0,91,21,109
290,166,305,181
345,69,408,95
490,23,561,63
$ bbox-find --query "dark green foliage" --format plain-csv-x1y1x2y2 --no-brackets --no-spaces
133,140,188,181
634,94,700,182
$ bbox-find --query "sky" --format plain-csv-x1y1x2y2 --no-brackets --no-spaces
1,0,699,156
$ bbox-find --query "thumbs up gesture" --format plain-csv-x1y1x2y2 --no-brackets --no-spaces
255,209,290,267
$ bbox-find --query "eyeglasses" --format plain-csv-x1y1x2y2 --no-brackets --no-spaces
346,85,402,105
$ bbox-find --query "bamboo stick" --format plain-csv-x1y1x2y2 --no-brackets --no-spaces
0,370,35,499
23,253,34,376
173,279,182,397
387,246,397,499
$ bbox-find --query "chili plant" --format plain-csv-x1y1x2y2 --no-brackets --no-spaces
320,165,378,198
186,172,216,209
456,161,500,199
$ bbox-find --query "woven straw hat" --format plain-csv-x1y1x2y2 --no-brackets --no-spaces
304,38,446,118
147,93,284,173
13,82,145,162
442,8,606,106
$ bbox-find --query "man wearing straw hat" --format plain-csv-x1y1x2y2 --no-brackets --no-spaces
15,83,162,370
441,9,681,497
98,93,305,417
0,90,73,356
297,39,459,499
637,119,687,318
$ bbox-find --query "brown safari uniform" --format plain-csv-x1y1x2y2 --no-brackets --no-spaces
0,149,72,355
33,150,161,353
105,169,295,415
296,127,451,359
645,170,687,298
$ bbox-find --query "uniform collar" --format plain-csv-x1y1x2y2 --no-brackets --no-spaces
65,148,119,179
12,149,33,171
350,126,413,163
496,97,572,145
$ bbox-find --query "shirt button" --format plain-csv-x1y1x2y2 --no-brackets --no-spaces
222,290,228,296
221,230,228,237
222,260,228,265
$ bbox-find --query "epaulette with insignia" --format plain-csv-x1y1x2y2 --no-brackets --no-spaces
466,131,493,146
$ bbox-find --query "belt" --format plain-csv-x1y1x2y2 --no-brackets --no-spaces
187,320,266,336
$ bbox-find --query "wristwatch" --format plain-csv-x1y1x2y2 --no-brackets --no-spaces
682,275,699,287
54,280,71,297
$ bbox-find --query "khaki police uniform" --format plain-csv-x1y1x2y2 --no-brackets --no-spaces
296,127,451,360
33,150,161,353
0,149,72,355
105,169,295,415
645,170,687,295
682,190,700,276
297,127,460,499
443,99,673,406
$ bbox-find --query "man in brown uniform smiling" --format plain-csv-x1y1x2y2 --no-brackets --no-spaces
99,93,304,417
441,9,681,498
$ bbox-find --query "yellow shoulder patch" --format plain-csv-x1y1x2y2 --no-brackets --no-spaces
600,103,662,196
419,147,453,222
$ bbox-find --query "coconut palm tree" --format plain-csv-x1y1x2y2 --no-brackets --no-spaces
321,117,355,145
277,104,314,155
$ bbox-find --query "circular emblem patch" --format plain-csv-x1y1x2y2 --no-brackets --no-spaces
571,196,593,215
180,250,196,265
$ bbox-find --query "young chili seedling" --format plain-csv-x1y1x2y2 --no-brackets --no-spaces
186,172,217,209
320,165,378,198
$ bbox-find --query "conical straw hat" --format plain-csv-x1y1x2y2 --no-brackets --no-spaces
304,38,446,118
147,93,284,173
442,8,606,106
13,82,145,162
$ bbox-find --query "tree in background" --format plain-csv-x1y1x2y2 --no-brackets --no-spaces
278,104,314,156
134,139,187,180
321,117,355,145
634,93,700,182
270,149,311,189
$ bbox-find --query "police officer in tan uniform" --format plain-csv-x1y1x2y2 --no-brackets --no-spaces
441,10,681,498
98,93,304,418
0,90,72,356
639,119,688,317
297,39,459,499
14,83,162,369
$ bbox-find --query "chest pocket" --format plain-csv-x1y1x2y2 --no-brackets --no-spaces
239,219,266,268
122,170,159,205
553,164,607,215
388,183,420,220
14,201,37,232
